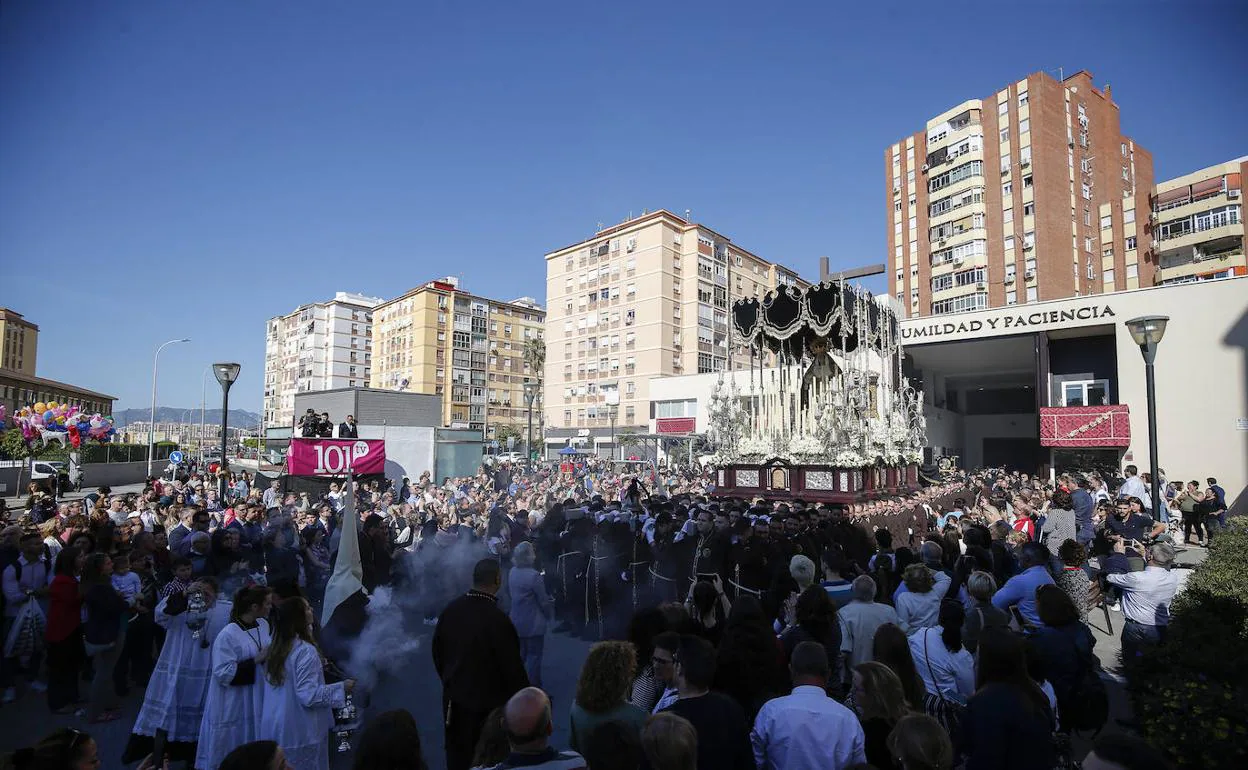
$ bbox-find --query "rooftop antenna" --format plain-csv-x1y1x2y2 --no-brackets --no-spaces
685,209,692,220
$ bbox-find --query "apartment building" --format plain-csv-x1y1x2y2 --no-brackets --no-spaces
543,210,805,455
1150,157,1246,286
887,70,1154,318
0,308,38,376
368,277,545,438
263,292,382,429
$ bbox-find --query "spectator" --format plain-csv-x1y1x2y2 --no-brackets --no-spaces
641,712,697,770
909,600,975,705
508,542,554,688
44,546,84,714
886,714,953,770
1055,540,1092,624
853,661,912,770
991,542,1055,630
8,727,103,770
1,531,51,703
660,635,754,770
959,627,1056,770
1105,541,1180,665
751,640,866,769
569,642,648,753
491,686,586,770
352,709,429,770
780,586,843,694
1040,488,1077,549
838,575,901,669
470,707,509,770
713,595,788,722
1028,584,1100,733
624,608,668,713
896,562,942,633
80,552,126,724
581,720,643,770
961,571,1009,654
871,622,926,711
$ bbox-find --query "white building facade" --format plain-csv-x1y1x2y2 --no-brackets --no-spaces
263,292,383,429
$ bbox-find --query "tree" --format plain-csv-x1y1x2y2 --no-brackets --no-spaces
0,428,47,493
522,337,546,381
493,423,525,449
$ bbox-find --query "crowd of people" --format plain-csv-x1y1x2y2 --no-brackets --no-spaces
0,454,1202,769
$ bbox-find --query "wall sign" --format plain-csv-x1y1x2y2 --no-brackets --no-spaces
902,303,1117,342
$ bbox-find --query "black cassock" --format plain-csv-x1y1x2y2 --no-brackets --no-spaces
432,590,529,770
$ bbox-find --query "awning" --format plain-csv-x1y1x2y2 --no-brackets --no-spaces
656,417,697,435
1039,405,1130,447
1191,177,1224,198
1154,188,1189,206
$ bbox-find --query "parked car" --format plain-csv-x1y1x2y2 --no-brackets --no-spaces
29,460,69,494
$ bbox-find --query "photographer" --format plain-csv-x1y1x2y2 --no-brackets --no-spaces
298,409,320,438
316,412,333,438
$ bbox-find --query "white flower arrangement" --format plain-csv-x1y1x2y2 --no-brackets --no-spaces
786,434,825,459
832,450,865,467
903,449,923,464
738,435,774,458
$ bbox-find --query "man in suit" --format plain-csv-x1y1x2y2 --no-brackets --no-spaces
433,558,530,770
338,414,359,439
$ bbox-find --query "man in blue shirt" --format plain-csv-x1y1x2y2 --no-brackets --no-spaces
991,542,1054,630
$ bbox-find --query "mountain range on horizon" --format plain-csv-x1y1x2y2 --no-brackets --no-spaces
112,407,262,428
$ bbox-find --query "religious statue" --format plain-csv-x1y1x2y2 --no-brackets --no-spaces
800,335,840,411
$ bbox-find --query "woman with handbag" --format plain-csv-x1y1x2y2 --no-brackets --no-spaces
907,600,974,740
81,552,126,723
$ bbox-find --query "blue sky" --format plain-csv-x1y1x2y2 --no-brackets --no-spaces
1,1,1244,414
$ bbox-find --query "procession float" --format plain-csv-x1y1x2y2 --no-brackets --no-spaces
707,280,927,503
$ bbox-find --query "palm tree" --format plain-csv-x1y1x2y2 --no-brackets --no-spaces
523,337,546,381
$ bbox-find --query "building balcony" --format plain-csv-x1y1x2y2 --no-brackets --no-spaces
1152,189,1235,223
1039,405,1131,448
1155,222,1242,253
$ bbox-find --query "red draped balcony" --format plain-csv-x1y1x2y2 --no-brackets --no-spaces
1039,404,1131,447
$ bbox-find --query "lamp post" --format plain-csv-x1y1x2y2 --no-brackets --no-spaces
604,390,620,461
200,365,211,467
212,363,242,501
1125,315,1168,516
148,338,190,477
523,378,538,475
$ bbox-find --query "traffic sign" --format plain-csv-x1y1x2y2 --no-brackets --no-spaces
169,451,185,464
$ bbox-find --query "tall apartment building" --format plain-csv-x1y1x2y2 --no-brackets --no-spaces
263,292,382,428
1151,157,1245,286
887,70,1154,317
543,210,805,454
368,277,545,438
0,308,38,375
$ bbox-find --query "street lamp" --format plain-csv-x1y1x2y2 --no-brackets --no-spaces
212,362,242,500
148,338,191,477
1124,315,1168,515
200,365,211,467
605,391,620,461
523,378,539,475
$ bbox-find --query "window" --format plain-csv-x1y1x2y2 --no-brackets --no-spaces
1122,166,1130,181
1082,183,1092,200
1026,286,1038,302
1019,118,1030,134
1126,263,1139,280
999,127,1009,142
1004,235,1016,251
1061,379,1110,407
1003,208,1014,223
1123,209,1135,224
1195,205,1240,231
1018,92,1029,107
928,160,983,192
1023,174,1033,188
1084,237,1094,253
1121,142,1127,156
998,101,1008,115
1006,290,1017,305
1104,268,1115,285
1125,236,1137,250
1023,202,1035,217
1100,214,1113,229
931,292,988,316
1002,181,1013,197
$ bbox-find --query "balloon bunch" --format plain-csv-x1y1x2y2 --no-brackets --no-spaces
10,402,116,448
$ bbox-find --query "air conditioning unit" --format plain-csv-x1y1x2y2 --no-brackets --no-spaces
938,238,947,246
976,281,987,290
893,185,901,194
1025,268,1036,280
626,238,636,252
1152,240,1160,249
1004,274,1016,284
1149,211,1158,221
1021,159,1031,168
1228,189,1241,199
953,256,964,266
921,163,929,172
1024,242,1034,251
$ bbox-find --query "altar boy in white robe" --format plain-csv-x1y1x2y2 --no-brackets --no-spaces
124,578,232,765
260,596,355,770
195,584,274,770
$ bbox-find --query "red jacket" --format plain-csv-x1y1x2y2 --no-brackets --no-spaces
45,574,81,643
